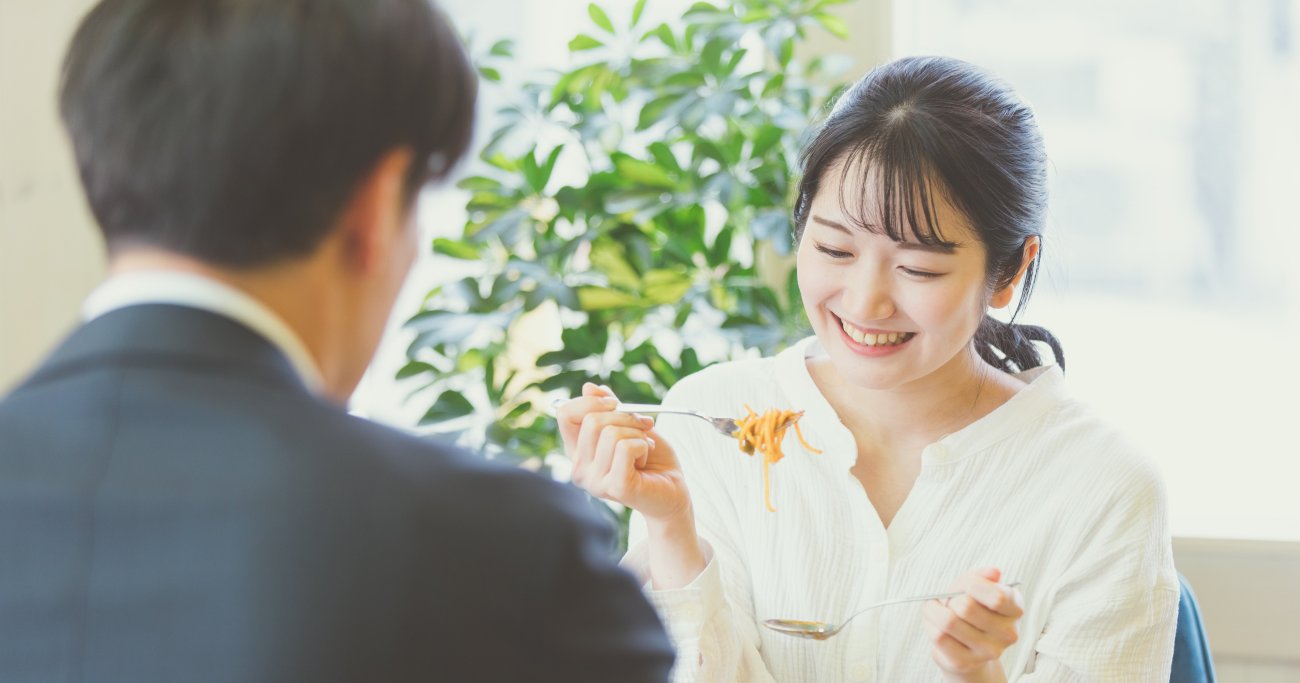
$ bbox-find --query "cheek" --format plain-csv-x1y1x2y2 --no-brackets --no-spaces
905,280,985,329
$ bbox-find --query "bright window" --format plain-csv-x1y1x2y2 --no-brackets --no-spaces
895,0,1300,541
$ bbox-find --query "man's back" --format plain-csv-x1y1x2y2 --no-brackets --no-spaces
0,304,674,682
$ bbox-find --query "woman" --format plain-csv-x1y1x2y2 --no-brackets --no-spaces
557,56,1178,682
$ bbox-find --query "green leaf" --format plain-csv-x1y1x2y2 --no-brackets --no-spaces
577,286,640,310
637,93,684,131
813,11,850,39
522,151,545,194
750,124,784,159
647,142,681,174
536,349,579,367
419,391,475,425
589,240,641,289
614,155,676,189
708,225,734,265
647,23,676,50
761,73,786,98
537,369,589,393
457,176,502,192
642,269,693,305
631,0,648,28
569,34,604,51
489,39,516,57
504,401,533,422
478,66,502,82
541,145,564,188
588,4,615,33
432,238,481,260
396,360,435,380
699,38,727,74
456,348,488,372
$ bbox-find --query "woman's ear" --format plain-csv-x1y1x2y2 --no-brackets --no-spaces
336,148,414,273
990,235,1041,309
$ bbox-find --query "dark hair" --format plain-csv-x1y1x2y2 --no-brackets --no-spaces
60,0,477,267
793,56,1064,373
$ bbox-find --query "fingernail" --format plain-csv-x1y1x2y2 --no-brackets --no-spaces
638,416,655,427
646,437,656,450
599,396,619,407
600,384,613,393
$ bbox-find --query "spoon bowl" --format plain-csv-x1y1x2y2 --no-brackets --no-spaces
764,582,1022,640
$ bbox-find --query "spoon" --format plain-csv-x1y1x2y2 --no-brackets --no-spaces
764,582,1022,640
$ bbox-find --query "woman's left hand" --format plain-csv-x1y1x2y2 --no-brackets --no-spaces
922,566,1024,683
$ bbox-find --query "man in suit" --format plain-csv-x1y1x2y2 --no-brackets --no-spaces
0,0,675,681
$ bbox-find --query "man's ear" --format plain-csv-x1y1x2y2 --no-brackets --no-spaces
336,148,414,273
990,235,1040,309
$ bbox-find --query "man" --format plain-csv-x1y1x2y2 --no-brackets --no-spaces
0,1,674,681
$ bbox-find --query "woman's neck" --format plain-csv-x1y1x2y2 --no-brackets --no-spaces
808,346,1025,455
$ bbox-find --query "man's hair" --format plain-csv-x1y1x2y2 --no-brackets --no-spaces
60,0,477,267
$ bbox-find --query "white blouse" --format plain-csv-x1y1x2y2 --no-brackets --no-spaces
622,337,1178,682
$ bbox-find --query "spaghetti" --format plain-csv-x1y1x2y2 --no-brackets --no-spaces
731,405,822,511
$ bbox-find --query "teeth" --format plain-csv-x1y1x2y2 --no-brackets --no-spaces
840,318,910,346
841,318,865,343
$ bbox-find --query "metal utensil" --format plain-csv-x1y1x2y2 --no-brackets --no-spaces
614,403,740,437
764,582,1022,640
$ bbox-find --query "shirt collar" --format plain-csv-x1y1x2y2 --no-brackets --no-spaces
82,270,326,394
775,335,1067,466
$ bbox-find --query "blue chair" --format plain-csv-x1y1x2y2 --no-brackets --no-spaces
1171,573,1216,682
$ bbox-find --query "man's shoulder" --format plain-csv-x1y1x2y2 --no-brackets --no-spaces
313,408,607,533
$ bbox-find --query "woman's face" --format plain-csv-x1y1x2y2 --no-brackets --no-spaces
796,165,993,392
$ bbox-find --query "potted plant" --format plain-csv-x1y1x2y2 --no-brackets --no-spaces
400,0,853,545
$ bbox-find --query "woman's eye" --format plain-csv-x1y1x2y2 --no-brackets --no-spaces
815,244,853,259
899,266,943,279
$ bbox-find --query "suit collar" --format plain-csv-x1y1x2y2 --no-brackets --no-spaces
21,304,313,396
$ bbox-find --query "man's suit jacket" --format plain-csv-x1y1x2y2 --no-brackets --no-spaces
0,304,674,682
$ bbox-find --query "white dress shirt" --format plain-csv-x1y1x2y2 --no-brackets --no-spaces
624,336,1178,682
82,270,324,393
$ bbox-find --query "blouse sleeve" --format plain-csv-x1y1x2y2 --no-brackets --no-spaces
1016,458,1180,682
619,377,779,683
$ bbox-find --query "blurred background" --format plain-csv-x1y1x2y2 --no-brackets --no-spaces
2,0,1297,679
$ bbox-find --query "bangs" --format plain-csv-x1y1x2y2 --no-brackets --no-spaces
833,139,959,249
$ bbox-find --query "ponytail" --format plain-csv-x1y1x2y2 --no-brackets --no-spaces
974,316,1065,374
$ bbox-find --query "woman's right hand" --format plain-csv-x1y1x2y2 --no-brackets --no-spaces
556,382,692,525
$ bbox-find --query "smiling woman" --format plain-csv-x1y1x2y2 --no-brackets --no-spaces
556,55,1180,683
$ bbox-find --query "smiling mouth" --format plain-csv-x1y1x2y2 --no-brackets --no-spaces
836,316,915,347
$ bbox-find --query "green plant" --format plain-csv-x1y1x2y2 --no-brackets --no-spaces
400,0,852,492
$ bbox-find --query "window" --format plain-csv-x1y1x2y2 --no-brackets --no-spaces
896,0,1300,540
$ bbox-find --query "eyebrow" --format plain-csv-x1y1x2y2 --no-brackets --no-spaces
810,215,960,254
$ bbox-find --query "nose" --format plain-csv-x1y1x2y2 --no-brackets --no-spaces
841,268,895,322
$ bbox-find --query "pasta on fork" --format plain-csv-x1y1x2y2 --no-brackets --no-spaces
731,406,822,511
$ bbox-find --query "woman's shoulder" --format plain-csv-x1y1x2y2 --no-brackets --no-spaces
1018,378,1167,501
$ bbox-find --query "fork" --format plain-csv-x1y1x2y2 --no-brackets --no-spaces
613,403,740,437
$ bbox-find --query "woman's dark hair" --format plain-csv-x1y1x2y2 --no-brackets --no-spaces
60,0,477,267
793,56,1063,373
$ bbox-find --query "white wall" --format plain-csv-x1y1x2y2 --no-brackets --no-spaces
0,0,103,393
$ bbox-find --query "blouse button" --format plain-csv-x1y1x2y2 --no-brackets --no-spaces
850,661,871,681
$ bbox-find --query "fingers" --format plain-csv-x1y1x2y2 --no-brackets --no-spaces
965,576,1023,619
596,434,654,503
555,382,618,453
569,411,650,489
923,567,1023,675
